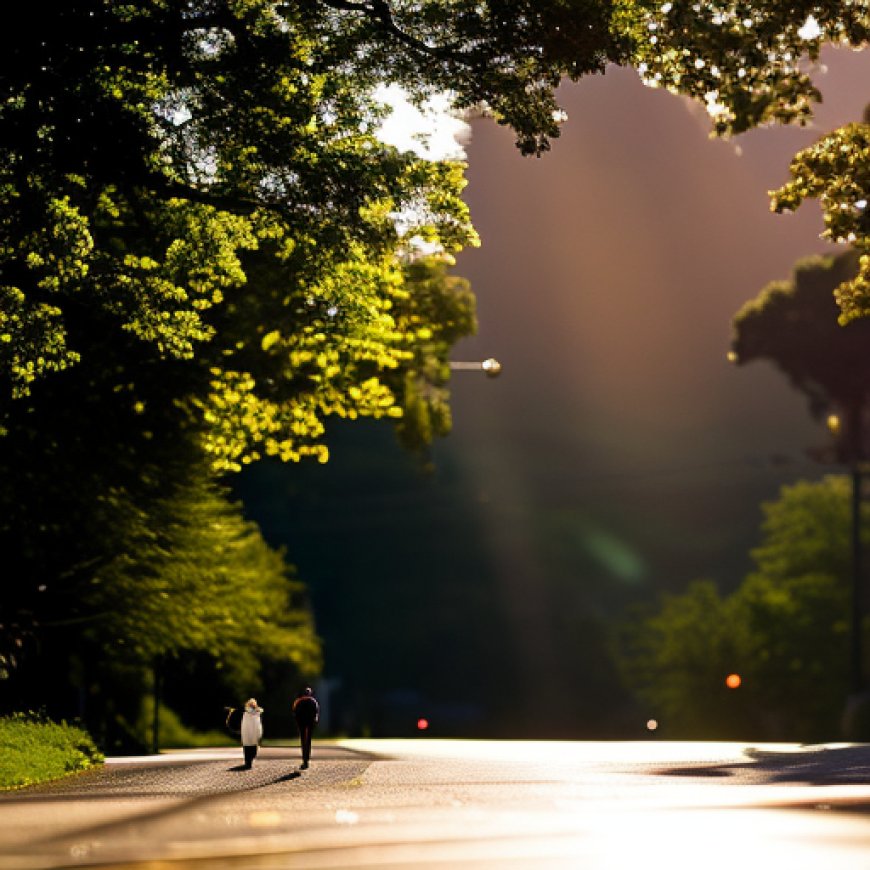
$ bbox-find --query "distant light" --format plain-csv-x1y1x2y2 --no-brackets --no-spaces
417,718,429,731
726,351,738,363
827,414,841,435
646,719,659,731
726,673,742,689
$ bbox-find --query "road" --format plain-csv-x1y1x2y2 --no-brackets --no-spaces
2,740,870,869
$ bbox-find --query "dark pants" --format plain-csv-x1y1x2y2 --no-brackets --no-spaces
296,720,314,765
243,744,258,768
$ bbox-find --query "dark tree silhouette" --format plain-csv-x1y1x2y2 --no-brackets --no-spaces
731,248,870,699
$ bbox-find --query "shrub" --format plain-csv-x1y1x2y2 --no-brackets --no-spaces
0,712,104,790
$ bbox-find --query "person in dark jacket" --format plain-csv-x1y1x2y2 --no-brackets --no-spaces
292,687,319,770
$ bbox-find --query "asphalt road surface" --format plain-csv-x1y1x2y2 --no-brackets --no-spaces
2,740,870,869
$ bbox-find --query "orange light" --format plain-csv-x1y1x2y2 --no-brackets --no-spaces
417,718,429,731
725,673,742,689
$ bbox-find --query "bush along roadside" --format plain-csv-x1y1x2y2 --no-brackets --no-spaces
0,713,104,790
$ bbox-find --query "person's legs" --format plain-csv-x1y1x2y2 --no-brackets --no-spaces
243,744,256,768
301,723,312,767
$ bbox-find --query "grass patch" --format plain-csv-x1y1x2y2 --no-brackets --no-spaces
0,713,104,790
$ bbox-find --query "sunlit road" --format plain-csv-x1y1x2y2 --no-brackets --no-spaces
3,740,870,869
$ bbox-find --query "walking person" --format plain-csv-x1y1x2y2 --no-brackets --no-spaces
240,698,263,769
292,687,319,770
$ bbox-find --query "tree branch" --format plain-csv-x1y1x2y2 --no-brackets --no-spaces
314,0,470,63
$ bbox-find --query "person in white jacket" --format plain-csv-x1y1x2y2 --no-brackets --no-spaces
240,698,263,769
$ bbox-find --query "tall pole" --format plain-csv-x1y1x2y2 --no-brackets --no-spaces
152,656,161,755
852,464,864,693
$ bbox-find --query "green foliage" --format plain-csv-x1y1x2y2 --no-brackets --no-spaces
1,2,482,708
731,249,870,459
623,4,870,316
4,2,870,442
731,250,869,406
619,580,745,737
732,478,854,734
388,256,478,453
4,0,870,732
85,472,322,686
771,120,870,323
0,713,103,790
618,476,870,740
625,2,868,136
2,1,868,455
0,1,480,469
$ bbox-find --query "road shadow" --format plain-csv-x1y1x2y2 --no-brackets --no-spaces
271,770,302,784
653,744,870,786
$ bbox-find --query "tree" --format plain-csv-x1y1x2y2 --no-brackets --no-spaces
730,476,860,739
0,1,481,687
7,465,321,744
618,477,869,741
0,2,480,465
618,580,747,737
387,256,478,454
84,473,321,686
3,2,868,452
771,106,870,324
3,1,870,710
731,249,870,697
730,249,870,443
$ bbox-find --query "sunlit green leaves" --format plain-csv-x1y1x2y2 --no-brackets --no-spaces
0,1,480,466
771,121,870,322
87,474,322,685
626,1,868,136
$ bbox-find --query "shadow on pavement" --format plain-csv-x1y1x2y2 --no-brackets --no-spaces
653,744,870,786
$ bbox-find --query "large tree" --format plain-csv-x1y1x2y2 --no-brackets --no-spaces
619,476,868,741
3,1,869,714
0,1,481,690
730,248,870,452
771,105,870,324
3,2,867,453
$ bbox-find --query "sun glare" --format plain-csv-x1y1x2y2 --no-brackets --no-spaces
374,84,470,161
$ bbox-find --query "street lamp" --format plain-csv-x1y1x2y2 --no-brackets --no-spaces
449,358,502,378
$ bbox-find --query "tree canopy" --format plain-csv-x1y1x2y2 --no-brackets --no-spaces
3,1,870,736
619,476,868,740
1,1,485,471
3,2,868,456
771,108,870,324
731,249,870,459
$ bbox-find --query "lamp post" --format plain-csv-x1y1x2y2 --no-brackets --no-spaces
826,408,867,696
449,357,502,378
